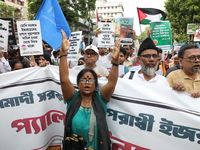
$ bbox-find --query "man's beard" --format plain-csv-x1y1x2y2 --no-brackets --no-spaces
191,63,200,73
140,61,158,76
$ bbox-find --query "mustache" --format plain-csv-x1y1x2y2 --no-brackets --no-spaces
193,63,200,66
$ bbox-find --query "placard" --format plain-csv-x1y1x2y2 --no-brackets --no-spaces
115,17,134,45
150,21,173,51
0,19,9,52
67,31,82,60
17,20,43,56
98,22,115,47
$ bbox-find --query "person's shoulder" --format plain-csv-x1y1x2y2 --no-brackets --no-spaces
96,65,107,70
72,65,84,70
169,69,181,75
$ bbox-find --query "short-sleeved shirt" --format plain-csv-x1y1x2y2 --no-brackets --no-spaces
66,90,108,150
72,65,109,76
167,69,200,93
124,70,170,87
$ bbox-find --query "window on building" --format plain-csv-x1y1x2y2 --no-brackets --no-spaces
0,0,5,2
108,7,110,9
17,0,24,6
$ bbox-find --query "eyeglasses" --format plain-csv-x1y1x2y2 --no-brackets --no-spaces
85,52,97,57
182,55,200,63
139,54,159,59
79,79,96,84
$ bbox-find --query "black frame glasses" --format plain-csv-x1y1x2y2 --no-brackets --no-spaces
182,55,200,63
79,79,96,84
85,52,98,57
139,54,159,59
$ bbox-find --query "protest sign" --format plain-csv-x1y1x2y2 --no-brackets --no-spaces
98,22,115,47
0,19,9,52
1,66,200,150
187,23,200,34
150,21,173,51
67,31,82,61
17,20,43,56
0,18,17,45
115,17,134,45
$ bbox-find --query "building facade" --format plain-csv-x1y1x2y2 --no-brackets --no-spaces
96,0,124,22
0,0,28,20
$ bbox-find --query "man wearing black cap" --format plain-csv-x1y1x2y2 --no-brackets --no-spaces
123,37,169,86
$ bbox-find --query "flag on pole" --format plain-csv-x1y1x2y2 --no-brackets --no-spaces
35,0,71,50
137,8,167,25
96,9,99,24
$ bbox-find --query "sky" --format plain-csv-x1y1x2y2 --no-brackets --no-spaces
107,0,167,35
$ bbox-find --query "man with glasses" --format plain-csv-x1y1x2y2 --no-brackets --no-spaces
123,37,169,86
167,43,200,98
72,45,109,77
123,29,140,69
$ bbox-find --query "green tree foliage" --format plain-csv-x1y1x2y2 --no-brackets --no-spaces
27,0,96,28
165,0,200,43
0,2,15,18
137,27,150,42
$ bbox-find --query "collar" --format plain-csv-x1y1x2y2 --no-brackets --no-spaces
181,69,200,81
137,70,158,83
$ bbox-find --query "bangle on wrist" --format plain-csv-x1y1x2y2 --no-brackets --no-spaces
112,63,119,66
59,54,67,58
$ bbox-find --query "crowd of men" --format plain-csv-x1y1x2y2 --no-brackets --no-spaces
1,29,200,98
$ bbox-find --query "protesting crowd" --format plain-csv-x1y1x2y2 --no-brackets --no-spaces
1,27,200,150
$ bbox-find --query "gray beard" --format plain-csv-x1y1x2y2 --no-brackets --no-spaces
190,63,200,73
191,68,200,73
140,61,158,76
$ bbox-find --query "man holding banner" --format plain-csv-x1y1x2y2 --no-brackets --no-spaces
124,37,169,86
167,43,200,98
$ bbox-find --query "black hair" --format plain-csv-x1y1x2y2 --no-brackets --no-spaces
166,54,172,59
9,59,25,70
37,52,52,65
157,48,163,54
78,57,85,66
120,47,127,56
76,68,98,88
8,49,17,58
53,51,58,55
178,43,199,58
123,45,132,49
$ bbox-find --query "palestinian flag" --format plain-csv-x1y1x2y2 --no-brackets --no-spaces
137,8,167,25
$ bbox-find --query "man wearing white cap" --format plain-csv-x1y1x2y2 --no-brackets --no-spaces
72,45,109,77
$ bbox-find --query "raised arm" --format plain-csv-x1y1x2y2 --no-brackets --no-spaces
59,30,75,101
100,39,121,101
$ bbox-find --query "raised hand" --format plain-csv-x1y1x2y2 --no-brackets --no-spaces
111,39,121,63
60,30,70,54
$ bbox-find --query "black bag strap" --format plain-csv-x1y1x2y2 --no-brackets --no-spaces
129,71,135,79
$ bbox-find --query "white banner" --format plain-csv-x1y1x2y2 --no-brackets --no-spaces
0,19,9,52
17,20,43,56
0,66,200,150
